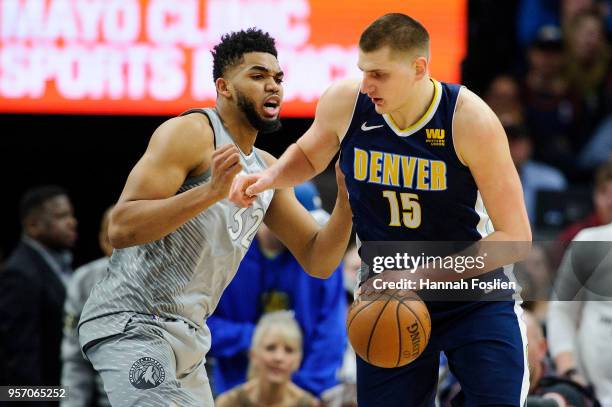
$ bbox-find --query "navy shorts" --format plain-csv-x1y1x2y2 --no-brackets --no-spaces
356,300,528,407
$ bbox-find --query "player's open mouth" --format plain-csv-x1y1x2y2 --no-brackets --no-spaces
262,96,281,118
371,97,383,105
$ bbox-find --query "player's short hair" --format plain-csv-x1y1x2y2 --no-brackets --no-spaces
595,159,612,190
247,311,303,379
211,28,278,81
19,185,67,225
359,13,430,58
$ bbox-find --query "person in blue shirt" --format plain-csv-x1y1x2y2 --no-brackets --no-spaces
209,182,347,397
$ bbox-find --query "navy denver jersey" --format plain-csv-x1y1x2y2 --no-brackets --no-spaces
339,79,493,242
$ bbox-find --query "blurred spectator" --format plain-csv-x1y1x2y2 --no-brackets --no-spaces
505,123,567,223
215,311,319,407
578,114,612,170
565,10,610,101
555,160,612,264
524,310,552,393
564,10,612,156
521,26,577,172
548,222,612,406
318,245,360,407
208,182,347,397
440,310,601,406
517,0,612,48
485,75,525,124
517,244,555,321
60,206,113,407
526,310,600,407
0,186,77,390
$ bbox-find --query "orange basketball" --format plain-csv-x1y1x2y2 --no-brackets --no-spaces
347,290,431,368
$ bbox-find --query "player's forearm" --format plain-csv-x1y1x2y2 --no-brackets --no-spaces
265,143,318,188
109,183,222,248
303,193,352,279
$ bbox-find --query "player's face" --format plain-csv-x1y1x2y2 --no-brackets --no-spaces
228,52,284,133
358,46,422,114
251,328,301,384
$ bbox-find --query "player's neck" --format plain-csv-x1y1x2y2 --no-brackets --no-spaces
388,77,434,130
215,101,258,155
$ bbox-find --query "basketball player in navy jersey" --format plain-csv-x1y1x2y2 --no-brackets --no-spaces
230,14,532,407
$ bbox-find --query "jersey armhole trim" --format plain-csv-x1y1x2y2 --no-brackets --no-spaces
180,108,216,149
451,86,469,168
180,108,216,185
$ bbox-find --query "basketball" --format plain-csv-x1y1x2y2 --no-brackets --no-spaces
347,290,431,368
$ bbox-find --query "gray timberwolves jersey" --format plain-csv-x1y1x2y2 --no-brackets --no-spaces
79,108,274,343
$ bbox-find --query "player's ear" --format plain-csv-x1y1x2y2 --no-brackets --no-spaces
414,56,428,80
215,78,232,98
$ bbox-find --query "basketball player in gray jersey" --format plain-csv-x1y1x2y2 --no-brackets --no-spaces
78,29,353,407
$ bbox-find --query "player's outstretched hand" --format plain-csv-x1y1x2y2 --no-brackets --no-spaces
209,144,243,201
229,172,274,207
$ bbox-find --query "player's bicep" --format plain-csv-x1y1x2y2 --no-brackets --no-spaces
455,91,530,239
117,117,212,203
264,187,320,264
296,120,341,174
118,153,187,203
296,80,360,173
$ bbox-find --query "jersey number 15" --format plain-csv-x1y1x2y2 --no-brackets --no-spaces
382,190,422,228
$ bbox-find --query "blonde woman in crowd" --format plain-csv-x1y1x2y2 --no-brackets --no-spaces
216,311,319,407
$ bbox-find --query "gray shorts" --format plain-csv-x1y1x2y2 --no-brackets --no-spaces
82,313,213,407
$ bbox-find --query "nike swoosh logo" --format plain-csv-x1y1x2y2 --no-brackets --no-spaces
361,122,384,131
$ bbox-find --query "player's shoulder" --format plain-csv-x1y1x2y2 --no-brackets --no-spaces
453,86,501,137
322,78,361,100
317,79,360,114
454,87,492,119
315,79,361,138
150,111,214,152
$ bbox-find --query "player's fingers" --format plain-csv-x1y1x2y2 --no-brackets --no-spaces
245,177,270,196
226,161,243,178
213,146,239,168
229,175,256,207
241,194,257,207
219,152,240,171
228,176,247,204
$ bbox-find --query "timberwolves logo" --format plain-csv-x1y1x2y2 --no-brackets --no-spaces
129,357,165,389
